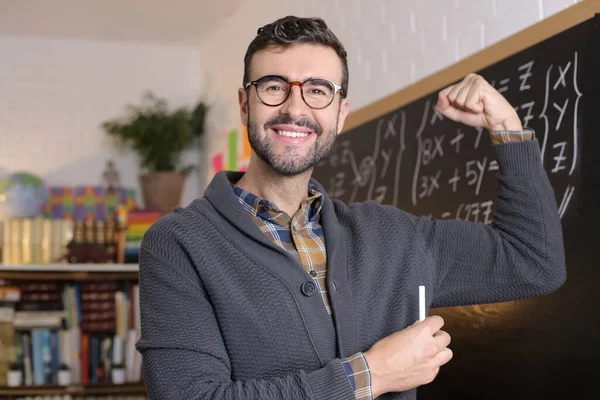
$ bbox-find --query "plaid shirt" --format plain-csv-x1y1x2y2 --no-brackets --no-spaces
234,184,373,400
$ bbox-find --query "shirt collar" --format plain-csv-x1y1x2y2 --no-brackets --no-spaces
232,183,323,224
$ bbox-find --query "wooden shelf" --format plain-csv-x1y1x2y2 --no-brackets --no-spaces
0,382,146,395
0,264,139,281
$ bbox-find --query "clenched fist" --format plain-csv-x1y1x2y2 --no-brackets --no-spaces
435,73,523,132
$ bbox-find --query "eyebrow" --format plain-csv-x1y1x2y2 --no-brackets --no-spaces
258,75,329,83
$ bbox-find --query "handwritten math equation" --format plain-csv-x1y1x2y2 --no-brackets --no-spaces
316,51,582,224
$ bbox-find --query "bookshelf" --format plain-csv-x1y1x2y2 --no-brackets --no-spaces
0,264,139,281
0,263,145,398
0,171,160,399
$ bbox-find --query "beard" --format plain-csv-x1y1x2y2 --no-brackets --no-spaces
247,112,338,177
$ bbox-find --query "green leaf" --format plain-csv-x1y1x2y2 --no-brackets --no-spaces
101,92,207,172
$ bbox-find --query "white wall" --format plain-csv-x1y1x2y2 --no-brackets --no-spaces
0,35,202,207
200,0,581,184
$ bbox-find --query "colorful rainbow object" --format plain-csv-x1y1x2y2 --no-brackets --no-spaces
211,125,252,175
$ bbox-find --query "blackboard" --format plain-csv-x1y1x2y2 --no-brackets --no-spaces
315,18,593,223
313,4,600,399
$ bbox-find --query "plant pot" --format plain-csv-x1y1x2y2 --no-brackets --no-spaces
111,368,126,384
139,172,186,215
7,370,22,387
57,370,71,386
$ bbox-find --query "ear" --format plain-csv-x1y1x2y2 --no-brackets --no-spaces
336,98,350,134
238,88,249,126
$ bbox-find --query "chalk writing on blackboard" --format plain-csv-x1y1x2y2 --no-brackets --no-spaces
314,45,584,223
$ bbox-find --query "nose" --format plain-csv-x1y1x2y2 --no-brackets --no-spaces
279,85,309,119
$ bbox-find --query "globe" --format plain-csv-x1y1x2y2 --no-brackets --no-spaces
0,172,49,219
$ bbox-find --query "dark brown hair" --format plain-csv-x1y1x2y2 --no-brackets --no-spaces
243,16,349,98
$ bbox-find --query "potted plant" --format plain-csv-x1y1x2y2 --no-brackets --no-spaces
6,362,22,387
111,363,126,384
57,363,71,386
102,91,208,215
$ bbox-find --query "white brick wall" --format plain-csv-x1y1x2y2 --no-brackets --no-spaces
0,0,580,203
486,0,541,45
201,0,580,185
0,36,203,207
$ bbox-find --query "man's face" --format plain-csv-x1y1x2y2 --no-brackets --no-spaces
238,43,349,176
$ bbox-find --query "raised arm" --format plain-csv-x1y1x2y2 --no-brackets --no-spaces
419,74,566,306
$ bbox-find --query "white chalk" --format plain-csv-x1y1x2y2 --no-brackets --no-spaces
418,285,426,321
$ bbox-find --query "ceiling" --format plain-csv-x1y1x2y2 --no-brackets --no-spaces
0,0,243,46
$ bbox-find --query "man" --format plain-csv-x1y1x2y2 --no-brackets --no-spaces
136,16,566,400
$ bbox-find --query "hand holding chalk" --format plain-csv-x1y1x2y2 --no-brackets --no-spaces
363,315,453,396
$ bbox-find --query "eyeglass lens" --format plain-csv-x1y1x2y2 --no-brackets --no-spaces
255,76,335,109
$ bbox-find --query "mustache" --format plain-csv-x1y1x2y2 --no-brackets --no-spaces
264,115,322,135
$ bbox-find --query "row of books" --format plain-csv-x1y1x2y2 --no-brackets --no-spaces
1,218,73,265
9,327,142,386
0,210,160,265
0,281,141,386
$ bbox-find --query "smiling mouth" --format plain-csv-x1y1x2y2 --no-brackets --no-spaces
275,130,311,138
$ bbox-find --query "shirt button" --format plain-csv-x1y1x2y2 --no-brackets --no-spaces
309,270,317,277
301,281,316,297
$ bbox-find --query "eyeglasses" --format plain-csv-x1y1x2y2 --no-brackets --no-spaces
245,75,344,110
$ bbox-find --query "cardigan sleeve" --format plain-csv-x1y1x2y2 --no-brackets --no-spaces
415,140,566,307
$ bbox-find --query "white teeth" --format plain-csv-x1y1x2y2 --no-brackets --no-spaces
277,130,309,138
